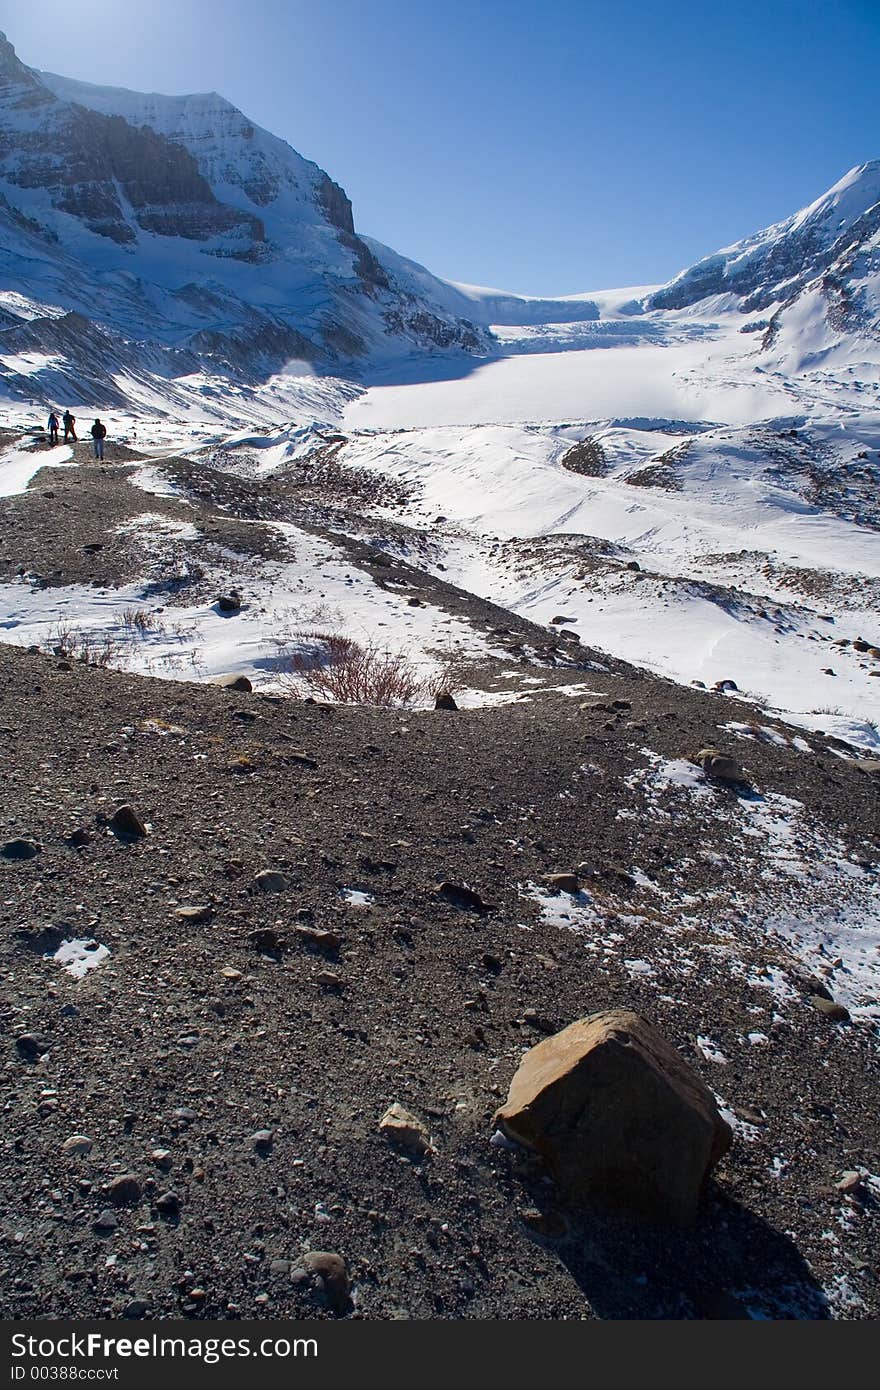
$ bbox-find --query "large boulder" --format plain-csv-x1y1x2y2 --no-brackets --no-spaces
493,1009,732,1225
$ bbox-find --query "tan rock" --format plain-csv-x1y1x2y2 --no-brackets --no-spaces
212,673,253,693
379,1102,432,1155
493,1009,732,1225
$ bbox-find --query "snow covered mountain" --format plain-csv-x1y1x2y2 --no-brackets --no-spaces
0,30,489,416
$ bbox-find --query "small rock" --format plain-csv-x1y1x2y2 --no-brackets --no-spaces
248,928,281,952
436,881,491,912
835,1171,865,1196
316,970,343,989
301,1251,350,1313
434,691,458,711
155,1191,182,1217
15,1033,50,1061
212,673,253,692
713,679,738,692
121,1299,150,1319
216,593,242,614
379,1102,432,1156
521,1008,556,1034
809,996,851,1023
626,560,641,572
108,805,147,838
93,1209,118,1232
253,870,287,894
1,838,42,860
175,904,214,923
250,1130,273,1151
108,1175,142,1207
151,1149,173,1170
62,1134,93,1156
295,926,341,952
542,872,579,894
66,827,92,848
220,966,243,980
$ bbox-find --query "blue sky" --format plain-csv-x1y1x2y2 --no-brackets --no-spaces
7,0,880,295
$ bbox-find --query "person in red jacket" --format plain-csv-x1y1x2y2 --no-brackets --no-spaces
91,418,107,461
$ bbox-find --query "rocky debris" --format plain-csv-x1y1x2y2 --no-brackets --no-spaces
695,748,748,784
107,1174,142,1206
835,1171,866,1197
250,1130,273,1152
108,804,147,838
295,925,341,952
379,1103,432,1156
493,1010,732,1225
175,904,214,923
253,869,287,893
155,1191,182,1217
298,1251,351,1314
542,872,579,894
247,928,282,953
436,881,492,912
93,1209,118,1233
212,674,253,693
151,1149,173,1170
216,593,242,614
61,1135,93,1156
434,691,458,711
15,1033,51,1061
0,838,41,860
809,996,851,1023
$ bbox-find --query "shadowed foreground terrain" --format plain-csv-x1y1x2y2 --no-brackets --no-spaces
1,639,878,1320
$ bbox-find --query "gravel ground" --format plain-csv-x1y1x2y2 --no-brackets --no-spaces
0,432,878,1322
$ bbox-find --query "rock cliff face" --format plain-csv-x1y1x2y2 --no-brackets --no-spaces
0,29,490,407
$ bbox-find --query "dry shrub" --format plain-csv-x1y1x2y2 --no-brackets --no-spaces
281,633,456,708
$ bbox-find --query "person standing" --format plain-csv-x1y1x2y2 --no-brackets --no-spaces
62,410,77,442
91,418,107,461
47,411,59,445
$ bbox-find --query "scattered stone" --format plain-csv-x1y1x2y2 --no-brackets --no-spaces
66,827,92,848
434,691,458,711
253,870,287,894
379,1103,432,1156
295,926,341,951
155,1191,182,1217
16,1033,50,1061
288,751,318,768
835,1171,865,1196
549,616,576,626
248,928,281,952
626,560,641,572
61,1135,93,1156
436,881,492,912
107,1175,142,1206
713,679,738,692
212,673,253,693
175,904,214,923
316,970,343,989
696,750,747,784
1,838,42,860
250,1130,273,1151
809,995,851,1023
151,1150,173,1171
216,593,242,614
301,1251,350,1313
220,966,243,980
93,1209,118,1232
542,872,579,894
493,1009,732,1225
121,1299,150,1319
521,1008,556,1034
108,805,147,839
